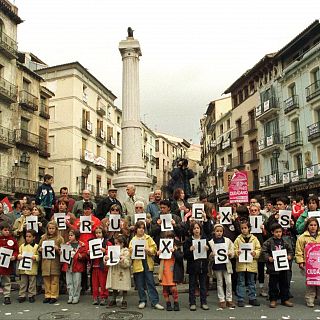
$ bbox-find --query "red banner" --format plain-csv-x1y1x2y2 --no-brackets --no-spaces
306,243,320,286
228,171,249,204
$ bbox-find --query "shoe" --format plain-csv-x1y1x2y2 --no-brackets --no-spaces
18,297,26,303
307,301,315,307
201,304,209,310
108,300,117,308
67,297,73,304
43,298,51,303
238,301,245,307
153,303,164,310
282,300,293,307
173,302,180,311
189,304,196,311
100,298,107,306
226,301,235,308
138,302,146,309
72,299,79,304
92,299,99,305
249,299,260,306
29,296,35,303
4,297,11,305
219,301,227,308
269,301,277,308
166,302,173,311
49,298,57,304
121,301,127,309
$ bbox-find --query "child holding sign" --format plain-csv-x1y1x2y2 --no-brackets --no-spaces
262,223,294,308
17,229,39,303
105,235,131,309
295,217,320,307
129,220,164,310
61,229,87,304
90,226,111,306
13,205,31,246
0,222,18,305
157,231,184,311
209,224,235,309
38,221,64,304
234,219,261,307
31,206,48,244
183,221,210,311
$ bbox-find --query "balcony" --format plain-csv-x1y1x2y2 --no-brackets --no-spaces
284,95,299,114
97,104,106,116
284,131,303,151
0,176,12,194
15,129,39,150
257,133,282,155
39,138,50,158
242,119,257,134
259,172,283,189
282,169,306,184
255,97,279,122
106,163,116,175
0,30,17,59
96,128,105,142
106,136,115,149
12,177,41,195
308,122,320,142
221,136,231,151
39,102,50,119
0,77,17,103
19,90,39,112
0,125,15,148
231,127,244,142
150,155,156,163
81,119,92,135
305,163,320,180
244,150,259,164
231,155,245,169
306,80,320,102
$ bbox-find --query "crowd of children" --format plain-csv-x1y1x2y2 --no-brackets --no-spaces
1,179,320,312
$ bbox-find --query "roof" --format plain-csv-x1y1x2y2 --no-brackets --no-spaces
36,62,117,101
275,20,320,59
0,0,23,24
224,53,276,94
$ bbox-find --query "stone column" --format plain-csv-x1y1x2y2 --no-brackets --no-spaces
112,34,151,202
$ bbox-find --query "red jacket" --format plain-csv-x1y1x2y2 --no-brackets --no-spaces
0,235,19,275
61,240,88,273
73,215,101,248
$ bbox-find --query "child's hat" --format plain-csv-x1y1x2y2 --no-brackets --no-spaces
213,223,224,230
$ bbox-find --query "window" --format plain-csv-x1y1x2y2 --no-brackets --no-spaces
288,83,296,97
166,144,169,156
82,138,87,154
38,167,45,181
23,78,30,91
221,157,225,166
270,158,278,174
107,151,112,168
248,110,255,129
107,126,113,141
220,124,223,134
317,109,320,122
83,84,88,102
117,116,120,124
311,67,320,83
156,158,159,169
228,154,232,165
227,119,230,130
117,132,120,146
162,141,165,154
96,177,101,196
96,145,101,157
292,119,300,134
236,119,242,136
249,82,255,95
250,139,257,153
295,153,303,175
155,140,159,152
244,86,249,99
264,119,279,137
117,153,121,170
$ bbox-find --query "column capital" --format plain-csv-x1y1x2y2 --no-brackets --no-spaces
119,39,142,57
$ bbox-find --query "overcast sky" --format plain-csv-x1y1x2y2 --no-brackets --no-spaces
14,0,319,143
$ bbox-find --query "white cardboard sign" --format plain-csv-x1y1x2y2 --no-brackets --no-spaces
239,243,253,263
192,239,207,260
192,203,204,221
219,207,232,225
160,214,173,231
159,238,173,259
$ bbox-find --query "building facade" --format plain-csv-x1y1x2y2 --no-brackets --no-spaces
36,62,121,198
